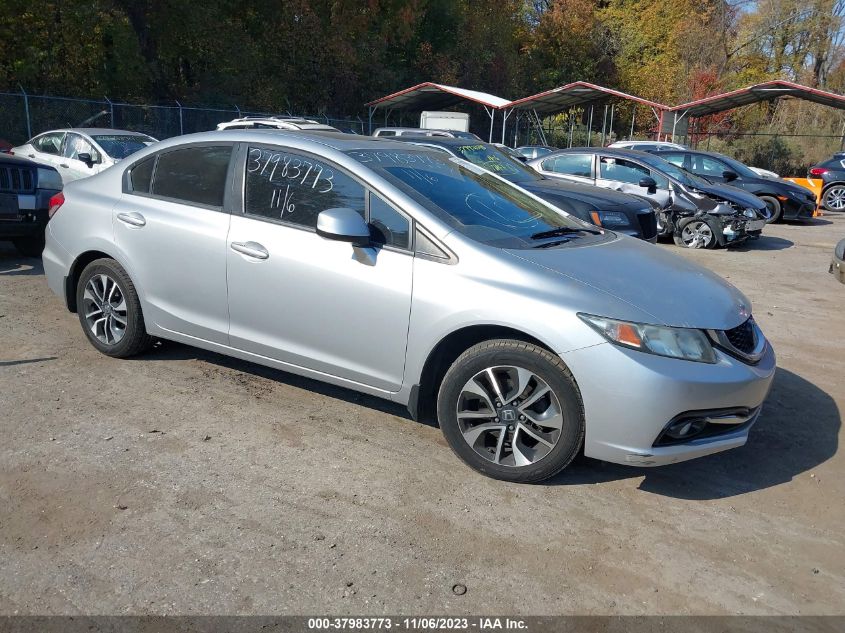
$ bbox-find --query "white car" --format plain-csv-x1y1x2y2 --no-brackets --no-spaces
13,128,157,184
216,116,338,132
608,140,687,151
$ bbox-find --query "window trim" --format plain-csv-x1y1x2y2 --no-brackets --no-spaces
121,141,237,213
234,142,418,254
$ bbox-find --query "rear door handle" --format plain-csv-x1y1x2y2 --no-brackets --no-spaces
27,154,35,158
116,212,146,227
59,163,69,168
230,241,269,260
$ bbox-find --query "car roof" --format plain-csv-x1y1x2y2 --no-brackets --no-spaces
150,129,437,153
390,136,481,147
553,147,652,158
40,128,153,136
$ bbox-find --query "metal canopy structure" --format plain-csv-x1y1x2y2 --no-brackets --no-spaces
365,82,511,140
507,81,666,114
365,78,845,146
506,81,667,147
662,80,845,141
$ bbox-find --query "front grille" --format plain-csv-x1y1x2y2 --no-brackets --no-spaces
0,165,35,193
636,210,658,240
725,318,756,354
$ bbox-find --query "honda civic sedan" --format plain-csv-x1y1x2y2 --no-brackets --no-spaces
43,130,776,483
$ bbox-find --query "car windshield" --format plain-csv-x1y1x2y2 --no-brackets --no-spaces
451,143,541,184
711,153,758,178
633,151,711,188
92,134,156,159
345,149,592,249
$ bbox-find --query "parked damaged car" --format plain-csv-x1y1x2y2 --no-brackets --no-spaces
529,148,769,249
653,148,817,223
390,136,659,241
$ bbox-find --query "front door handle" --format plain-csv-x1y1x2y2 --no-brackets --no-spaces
116,212,146,227
27,154,35,158
230,241,269,260
59,163,69,168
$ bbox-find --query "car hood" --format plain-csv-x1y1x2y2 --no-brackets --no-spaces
690,181,767,210
521,179,646,211
505,236,751,330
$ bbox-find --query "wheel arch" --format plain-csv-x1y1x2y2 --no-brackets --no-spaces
408,324,556,423
65,249,122,313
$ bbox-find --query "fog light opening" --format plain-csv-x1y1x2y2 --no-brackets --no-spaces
664,417,708,440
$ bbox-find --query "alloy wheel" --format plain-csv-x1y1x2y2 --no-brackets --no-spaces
82,273,128,345
681,220,714,248
456,366,564,467
824,187,845,210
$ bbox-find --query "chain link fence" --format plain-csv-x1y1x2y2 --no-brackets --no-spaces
0,90,367,145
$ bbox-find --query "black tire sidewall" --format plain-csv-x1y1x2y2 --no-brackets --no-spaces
76,259,148,358
822,185,845,212
437,340,584,483
759,195,782,223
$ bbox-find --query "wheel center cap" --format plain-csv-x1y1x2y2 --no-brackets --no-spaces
500,407,518,423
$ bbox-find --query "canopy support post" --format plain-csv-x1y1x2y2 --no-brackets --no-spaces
500,108,512,144
601,104,608,146
587,105,594,147
568,108,575,148
608,103,615,144
629,105,636,140
368,106,374,135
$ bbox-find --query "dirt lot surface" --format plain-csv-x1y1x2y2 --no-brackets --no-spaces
1,215,843,616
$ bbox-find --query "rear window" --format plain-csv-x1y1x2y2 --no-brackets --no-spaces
151,146,232,207
92,134,156,159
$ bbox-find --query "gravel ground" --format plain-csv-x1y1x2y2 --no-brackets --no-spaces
0,214,843,616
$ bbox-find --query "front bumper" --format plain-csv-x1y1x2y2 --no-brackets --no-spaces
562,340,776,467
783,197,817,220
0,208,48,238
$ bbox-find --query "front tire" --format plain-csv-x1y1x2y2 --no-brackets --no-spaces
674,216,721,249
76,258,154,358
436,339,585,483
759,195,782,223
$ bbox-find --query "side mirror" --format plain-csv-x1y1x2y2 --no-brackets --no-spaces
722,170,738,182
639,176,657,194
77,152,95,168
316,208,370,247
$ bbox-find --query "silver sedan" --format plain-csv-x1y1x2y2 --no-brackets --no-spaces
42,130,776,483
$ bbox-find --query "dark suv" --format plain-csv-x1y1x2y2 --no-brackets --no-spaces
652,149,817,223
809,153,845,212
0,154,62,256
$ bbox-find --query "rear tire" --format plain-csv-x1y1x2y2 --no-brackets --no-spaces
12,235,45,257
436,339,585,483
822,185,845,212
76,258,154,358
759,195,782,223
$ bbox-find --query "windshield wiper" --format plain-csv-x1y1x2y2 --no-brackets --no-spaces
530,226,602,240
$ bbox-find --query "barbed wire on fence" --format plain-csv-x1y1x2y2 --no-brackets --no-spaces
0,89,366,144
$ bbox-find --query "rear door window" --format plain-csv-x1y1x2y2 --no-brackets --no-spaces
690,155,730,177
543,154,592,177
151,145,232,207
33,132,65,155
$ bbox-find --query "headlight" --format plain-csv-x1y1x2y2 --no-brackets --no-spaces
36,167,63,190
579,314,717,363
743,208,757,218
589,210,631,228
